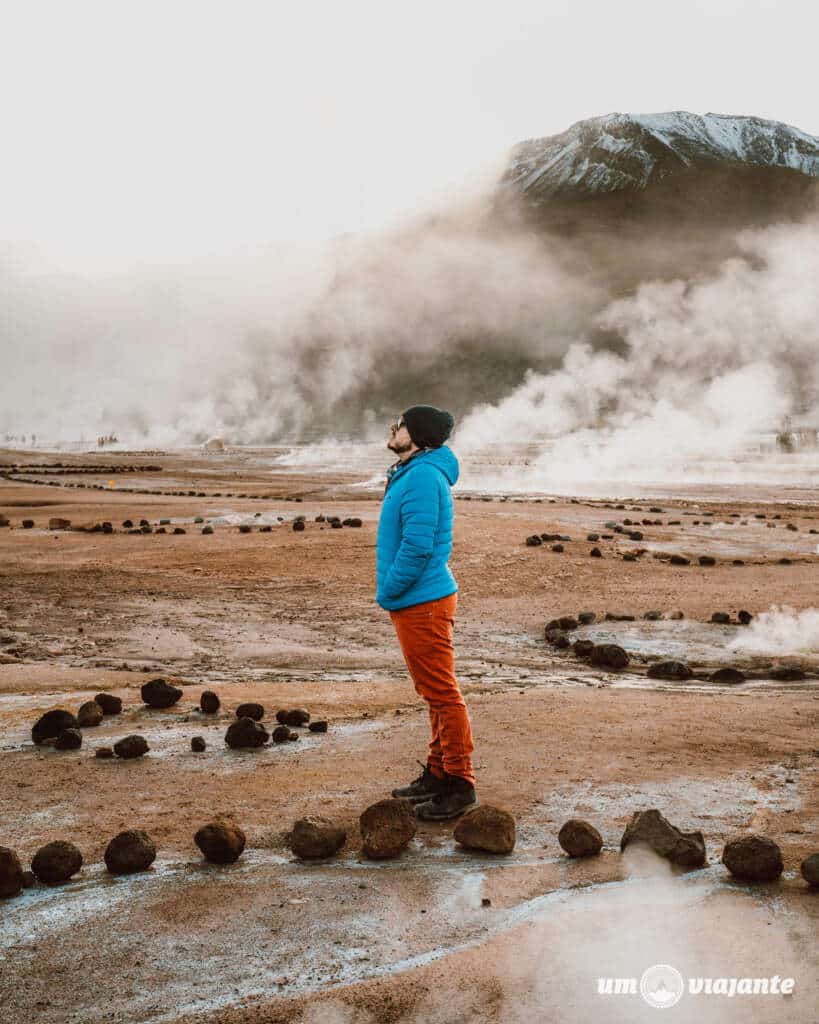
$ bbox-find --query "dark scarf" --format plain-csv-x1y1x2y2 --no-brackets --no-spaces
384,448,428,493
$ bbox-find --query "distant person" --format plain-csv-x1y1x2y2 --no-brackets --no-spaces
376,405,477,819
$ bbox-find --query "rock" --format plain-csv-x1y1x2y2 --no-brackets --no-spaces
104,830,157,874
590,644,630,670
573,639,596,658
669,610,685,620
627,531,643,541
95,747,114,758
670,555,690,566
292,520,305,532
202,525,214,535
737,609,753,626
620,809,706,868
48,517,71,530
22,519,34,528
238,524,252,533
200,690,220,714
558,819,602,857
122,519,133,528
173,527,186,535
141,677,183,709
710,667,746,684
732,559,745,565
360,798,417,859
525,535,543,546
54,727,82,750
770,666,806,681
778,557,792,565
308,720,328,733
590,546,603,557
800,853,819,888
605,613,635,621
343,517,363,527
290,816,347,859
32,709,79,745
643,610,663,621
225,717,269,748
0,847,24,898
94,693,122,715
453,805,516,855
271,724,297,742
698,555,716,566
622,553,637,561
31,840,83,885
278,708,310,727
647,660,693,680
191,736,206,752
113,735,150,758
77,700,104,727
578,611,596,625
711,612,731,624
194,821,246,864
722,834,783,882
551,543,564,553
235,702,264,721
586,533,599,541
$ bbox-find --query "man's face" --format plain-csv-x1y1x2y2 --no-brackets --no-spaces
387,416,414,456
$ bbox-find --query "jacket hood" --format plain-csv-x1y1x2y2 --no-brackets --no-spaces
417,444,459,486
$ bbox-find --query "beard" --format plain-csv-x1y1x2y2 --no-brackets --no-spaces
387,438,414,454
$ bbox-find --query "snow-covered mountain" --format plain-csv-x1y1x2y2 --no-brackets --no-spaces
503,112,819,201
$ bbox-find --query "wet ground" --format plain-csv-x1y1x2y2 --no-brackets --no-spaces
1,446,818,1023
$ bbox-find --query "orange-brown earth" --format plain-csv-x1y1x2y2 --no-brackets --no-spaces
1,448,818,1024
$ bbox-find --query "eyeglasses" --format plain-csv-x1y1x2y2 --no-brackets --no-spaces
390,417,406,433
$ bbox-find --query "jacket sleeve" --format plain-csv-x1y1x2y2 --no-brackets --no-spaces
380,468,439,600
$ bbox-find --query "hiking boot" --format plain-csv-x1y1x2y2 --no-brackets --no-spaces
391,762,447,803
415,774,478,821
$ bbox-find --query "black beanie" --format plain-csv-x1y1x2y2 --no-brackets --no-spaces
402,405,455,449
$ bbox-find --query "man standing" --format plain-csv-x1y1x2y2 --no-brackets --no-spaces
376,405,477,820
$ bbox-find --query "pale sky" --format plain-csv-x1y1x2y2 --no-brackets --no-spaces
1,0,817,274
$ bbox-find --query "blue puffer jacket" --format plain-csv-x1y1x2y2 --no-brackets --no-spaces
376,445,459,611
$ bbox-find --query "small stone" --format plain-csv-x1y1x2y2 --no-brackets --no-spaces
308,720,328,733
292,520,305,532
647,660,692,680
290,816,347,859
225,717,269,749
586,533,599,542
711,612,730,624
194,821,246,864
54,727,82,750
77,700,104,727
669,610,685,620
191,736,206,752
0,847,24,899
590,644,630,670
104,830,157,874
670,555,690,566
551,543,564,553
710,667,746,684
722,834,783,882
238,524,252,533
643,610,663,620
453,805,516,855
360,799,417,859
202,525,214,535
770,666,806,681
22,519,34,528
525,535,543,547
200,690,220,714
577,611,596,625
31,840,83,885
620,809,705,868
698,555,716,566
737,609,753,626
32,709,79,745
800,853,819,888
173,527,186,535
573,639,595,658
113,735,150,758
235,702,264,721
279,708,310,727
141,678,183,709
95,747,114,759
271,724,296,742
94,693,122,715
558,819,602,857
48,517,71,530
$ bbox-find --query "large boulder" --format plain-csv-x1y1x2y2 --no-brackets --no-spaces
235,703,264,721
194,821,246,864
0,847,24,898
647,661,693,680
800,853,819,888
77,700,104,727
454,805,516,854
360,799,417,859
104,830,157,874
141,678,183,708
31,840,83,885
32,709,78,745
225,717,269,749
113,734,150,759
94,692,122,715
620,809,706,868
722,834,783,882
590,644,630,671
290,817,347,859
558,819,603,857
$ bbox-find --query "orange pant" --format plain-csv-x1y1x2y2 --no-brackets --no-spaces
389,592,475,786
